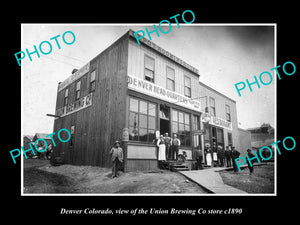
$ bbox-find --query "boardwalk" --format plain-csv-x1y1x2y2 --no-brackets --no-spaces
179,167,248,194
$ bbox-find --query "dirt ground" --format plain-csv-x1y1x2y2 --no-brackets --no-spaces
219,164,274,193
23,159,208,194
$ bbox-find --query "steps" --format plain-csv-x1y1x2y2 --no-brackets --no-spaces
160,160,189,171
170,163,189,172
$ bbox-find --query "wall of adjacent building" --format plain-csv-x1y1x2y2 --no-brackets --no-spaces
52,33,129,168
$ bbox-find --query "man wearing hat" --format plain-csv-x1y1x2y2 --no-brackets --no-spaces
231,146,240,172
225,146,231,167
246,149,255,174
109,140,124,178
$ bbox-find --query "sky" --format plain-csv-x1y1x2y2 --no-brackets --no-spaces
22,24,275,135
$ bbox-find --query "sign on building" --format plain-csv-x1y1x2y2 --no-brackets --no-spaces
55,93,93,119
201,112,232,131
128,75,201,112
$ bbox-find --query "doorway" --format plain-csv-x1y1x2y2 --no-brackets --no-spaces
211,126,224,162
159,104,170,136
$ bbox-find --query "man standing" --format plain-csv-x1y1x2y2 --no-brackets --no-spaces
46,143,53,160
195,147,203,170
225,146,231,167
110,140,123,178
164,133,172,160
172,134,181,160
212,142,217,167
218,145,225,167
231,146,240,172
246,149,255,174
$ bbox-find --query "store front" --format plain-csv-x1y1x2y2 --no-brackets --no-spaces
126,75,202,171
201,112,233,165
52,29,241,172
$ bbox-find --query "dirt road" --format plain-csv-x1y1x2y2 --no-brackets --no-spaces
23,159,208,194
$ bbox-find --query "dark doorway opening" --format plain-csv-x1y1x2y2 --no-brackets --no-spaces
159,104,170,136
160,119,169,135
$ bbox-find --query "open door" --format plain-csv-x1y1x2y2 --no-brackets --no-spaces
159,104,170,136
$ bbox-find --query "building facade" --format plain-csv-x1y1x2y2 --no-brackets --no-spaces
51,29,242,171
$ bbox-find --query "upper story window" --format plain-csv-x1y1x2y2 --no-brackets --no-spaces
144,55,155,83
75,80,81,100
225,104,231,122
184,76,191,98
64,88,69,106
166,66,175,91
210,97,216,116
90,70,96,92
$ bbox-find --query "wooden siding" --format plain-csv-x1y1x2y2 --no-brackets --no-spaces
52,31,241,171
53,34,129,168
126,159,157,172
128,38,199,98
196,82,239,150
127,145,157,159
128,37,239,151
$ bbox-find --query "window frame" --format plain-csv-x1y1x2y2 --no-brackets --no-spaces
184,75,191,98
129,96,157,143
75,80,81,100
63,88,69,106
210,97,216,116
144,54,155,83
225,104,231,122
172,109,191,147
227,132,233,146
166,65,175,91
89,70,96,92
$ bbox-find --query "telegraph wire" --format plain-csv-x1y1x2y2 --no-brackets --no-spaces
23,41,86,67
51,51,86,64
41,55,81,68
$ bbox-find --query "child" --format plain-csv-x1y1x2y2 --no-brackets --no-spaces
178,151,187,163
109,140,123,178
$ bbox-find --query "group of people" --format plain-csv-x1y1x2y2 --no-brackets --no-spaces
109,136,252,178
155,133,181,161
201,143,241,172
109,133,182,178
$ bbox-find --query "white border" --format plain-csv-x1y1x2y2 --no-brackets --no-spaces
21,23,277,197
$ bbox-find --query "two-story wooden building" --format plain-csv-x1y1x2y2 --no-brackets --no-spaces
51,29,241,171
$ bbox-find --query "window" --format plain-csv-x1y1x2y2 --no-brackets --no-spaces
193,115,201,148
172,109,191,146
217,128,224,147
193,115,200,131
228,132,233,146
90,70,96,92
144,55,155,83
166,66,175,91
225,104,231,122
184,76,191,97
64,88,69,106
75,80,81,100
129,97,157,142
210,97,216,116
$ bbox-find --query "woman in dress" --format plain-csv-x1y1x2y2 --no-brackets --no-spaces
205,143,212,167
156,135,166,161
